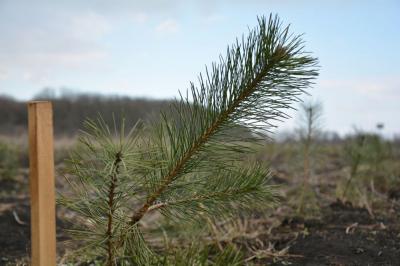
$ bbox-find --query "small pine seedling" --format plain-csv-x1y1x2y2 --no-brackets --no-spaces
59,15,318,265
297,100,323,214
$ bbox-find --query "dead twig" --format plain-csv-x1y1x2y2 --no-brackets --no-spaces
12,210,26,225
345,222,358,234
245,245,303,262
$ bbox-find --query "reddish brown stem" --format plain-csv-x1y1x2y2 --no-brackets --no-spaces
106,151,122,266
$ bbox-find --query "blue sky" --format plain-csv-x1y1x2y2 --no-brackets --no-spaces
0,0,399,136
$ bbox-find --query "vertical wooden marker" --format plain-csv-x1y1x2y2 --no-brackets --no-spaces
28,101,56,266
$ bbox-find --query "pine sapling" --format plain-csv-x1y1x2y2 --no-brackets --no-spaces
60,15,318,265
297,100,323,214
342,132,366,199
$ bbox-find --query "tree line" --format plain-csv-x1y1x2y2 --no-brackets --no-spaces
0,94,172,136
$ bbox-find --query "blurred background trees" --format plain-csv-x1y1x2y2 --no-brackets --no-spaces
0,92,171,136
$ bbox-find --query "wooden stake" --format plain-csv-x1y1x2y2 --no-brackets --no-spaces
28,101,56,266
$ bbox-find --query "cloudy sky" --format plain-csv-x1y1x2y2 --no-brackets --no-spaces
0,0,399,136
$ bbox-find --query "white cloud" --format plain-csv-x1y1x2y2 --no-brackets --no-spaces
69,12,112,40
319,77,399,99
133,12,149,24
22,71,50,84
0,6,112,85
156,18,179,34
202,14,224,24
0,69,8,80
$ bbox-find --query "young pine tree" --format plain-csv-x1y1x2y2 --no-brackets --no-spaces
341,131,367,200
297,100,323,213
59,15,318,265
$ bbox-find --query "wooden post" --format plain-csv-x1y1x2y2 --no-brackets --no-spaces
28,101,56,266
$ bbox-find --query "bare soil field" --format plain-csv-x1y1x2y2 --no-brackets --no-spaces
1,139,400,265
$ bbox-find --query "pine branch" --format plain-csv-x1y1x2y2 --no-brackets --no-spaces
130,15,318,225
131,111,225,224
158,165,278,222
147,183,273,214
59,117,151,262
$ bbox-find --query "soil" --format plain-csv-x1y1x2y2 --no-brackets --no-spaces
0,174,72,266
267,201,400,266
2,194,399,265
0,197,30,263
1,174,400,265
